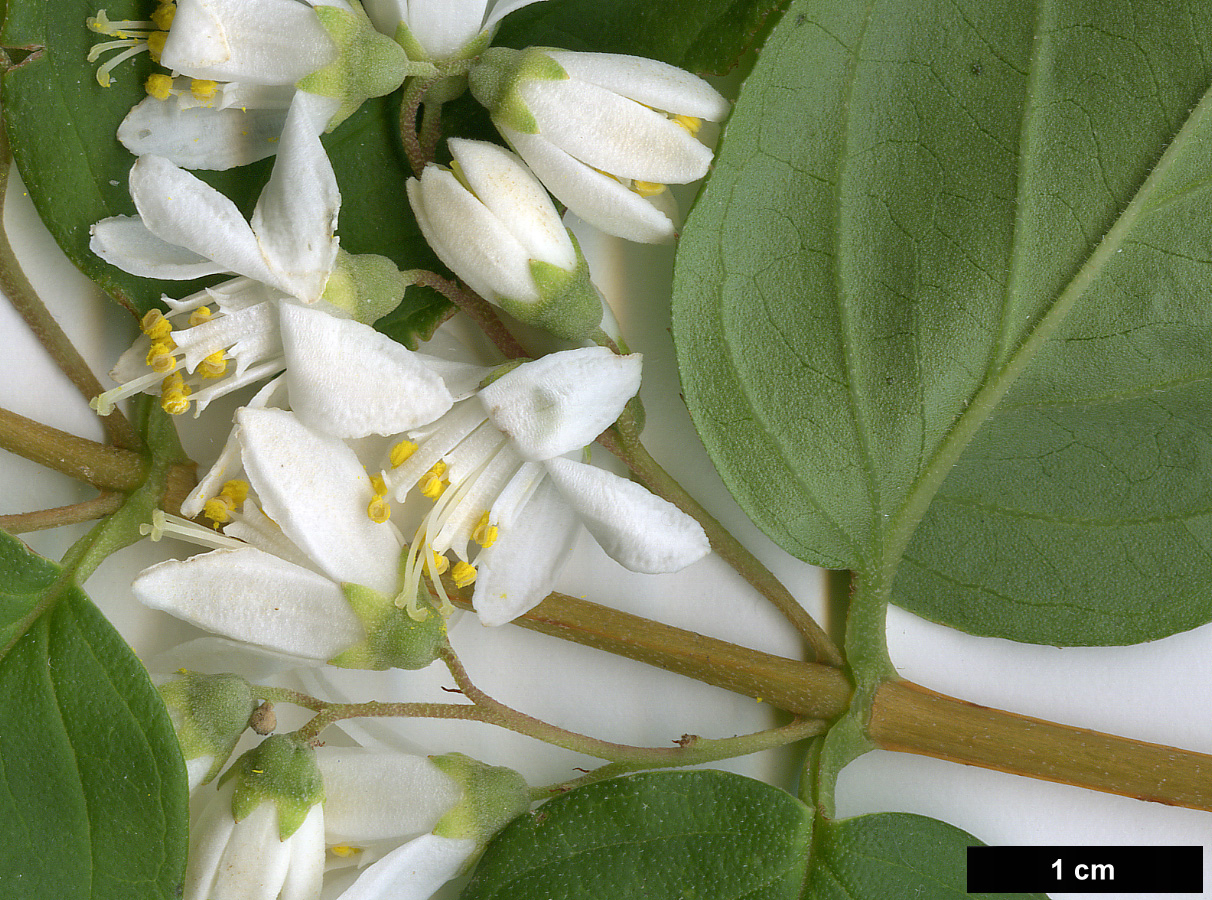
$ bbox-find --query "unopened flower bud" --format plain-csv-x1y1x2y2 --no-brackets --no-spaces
159,671,257,790
225,733,325,839
430,752,530,849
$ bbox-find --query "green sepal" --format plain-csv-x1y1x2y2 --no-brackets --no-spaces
159,671,257,786
224,734,324,840
395,18,492,66
322,248,414,324
431,753,530,847
328,583,446,671
496,237,603,342
468,47,568,135
299,6,436,129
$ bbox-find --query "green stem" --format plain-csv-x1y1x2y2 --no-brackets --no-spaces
598,420,844,667
398,76,439,176
0,404,146,490
410,270,528,359
0,104,141,450
0,493,124,533
531,717,828,800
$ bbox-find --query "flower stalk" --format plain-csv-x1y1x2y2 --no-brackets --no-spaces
0,493,125,533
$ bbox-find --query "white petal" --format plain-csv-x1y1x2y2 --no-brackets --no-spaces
482,0,551,30
250,95,341,301
118,97,290,170
163,0,336,85
186,756,214,792
448,138,575,270
544,50,731,120
280,805,326,900
133,548,364,658
237,408,402,593
210,801,295,900
412,353,493,401
478,347,642,460
544,456,710,573
519,78,713,182
334,834,478,900
408,169,538,303
473,478,579,625
316,748,460,843
129,155,280,283
363,0,407,37
184,782,240,900
90,215,227,280
502,127,675,242
405,0,488,59
173,300,280,373
280,304,453,438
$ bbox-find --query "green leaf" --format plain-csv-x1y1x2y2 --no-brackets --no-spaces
461,770,813,900
0,0,450,344
494,0,789,75
0,531,188,900
673,0,1212,645
808,813,1047,900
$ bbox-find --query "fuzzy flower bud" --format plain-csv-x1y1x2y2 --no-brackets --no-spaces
159,671,257,791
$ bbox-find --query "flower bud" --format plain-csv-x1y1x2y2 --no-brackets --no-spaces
408,138,604,341
225,733,325,839
470,46,731,242
159,671,257,790
430,752,530,848
321,248,414,325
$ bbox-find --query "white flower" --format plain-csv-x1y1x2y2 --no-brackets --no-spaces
336,346,711,626
378,0,551,62
186,736,326,900
470,48,731,242
408,138,603,340
333,834,477,900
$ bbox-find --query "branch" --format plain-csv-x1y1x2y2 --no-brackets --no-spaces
0,493,123,533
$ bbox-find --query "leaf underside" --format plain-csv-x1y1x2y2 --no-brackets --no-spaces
673,0,1212,645
0,531,187,900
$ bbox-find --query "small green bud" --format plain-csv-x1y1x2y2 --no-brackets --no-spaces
299,6,437,129
328,583,446,671
224,734,324,840
468,47,568,135
496,236,603,342
159,671,257,786
430,753,530,846
322,249,414,324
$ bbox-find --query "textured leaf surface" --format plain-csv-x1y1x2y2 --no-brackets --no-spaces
809,813,1047,900
0,531,188,900
673,0,1212,643
461,771,813,900
495,0,788,75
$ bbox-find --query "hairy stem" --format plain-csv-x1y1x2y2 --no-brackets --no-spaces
0,493,124,533
0,404,145,490
411,270,528,359
599,421,844,666
868,680,1212,812
398,76,439,176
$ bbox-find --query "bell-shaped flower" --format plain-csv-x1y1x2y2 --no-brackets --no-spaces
408,138,603,341
134,401,449,667
469,47,731,242
379,0,551,63
186,735,326,900
312,346,710,626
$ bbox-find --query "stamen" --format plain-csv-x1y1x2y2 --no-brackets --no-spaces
390,440,418,468
369,473,388,496
632,180,667,197
145,73,173,100
147,31,167,62
161,372,192,415
472,511,498,548
139,509,246,550
203,497,233,526
367,494,392,524
90,365,182,416
151,1,176,31
190,78,218,102
672,114,702,135
220,480,250,505
188,305,213,327
146,341,177,373
92,42,150,87
451,561,477,588
197,351,228,379
141,309,173,341
430,551,449,575
425,551,456,617
330,845,362,859
419,460,449,499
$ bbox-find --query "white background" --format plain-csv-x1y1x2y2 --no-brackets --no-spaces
2,90,1211,899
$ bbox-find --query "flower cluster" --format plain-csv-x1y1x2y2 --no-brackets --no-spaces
87,1,733,896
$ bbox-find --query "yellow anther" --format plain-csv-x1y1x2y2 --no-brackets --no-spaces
145,341,176,373
198,350,228,379
390,440,418,468
188,305,213,327
147,31,167,61
160,372,191,415
190,78,218,102
219,480,249,505
367,495,392,524
419,460,449,499
203,497,233,526
144,72,173,100
141,309,172,341
472,511,498,548
632,180,667,198
672,114,702,135
369,473,388,496
151,2,176,31
430,551,449,575
331,845,362,859
451,561,477,588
